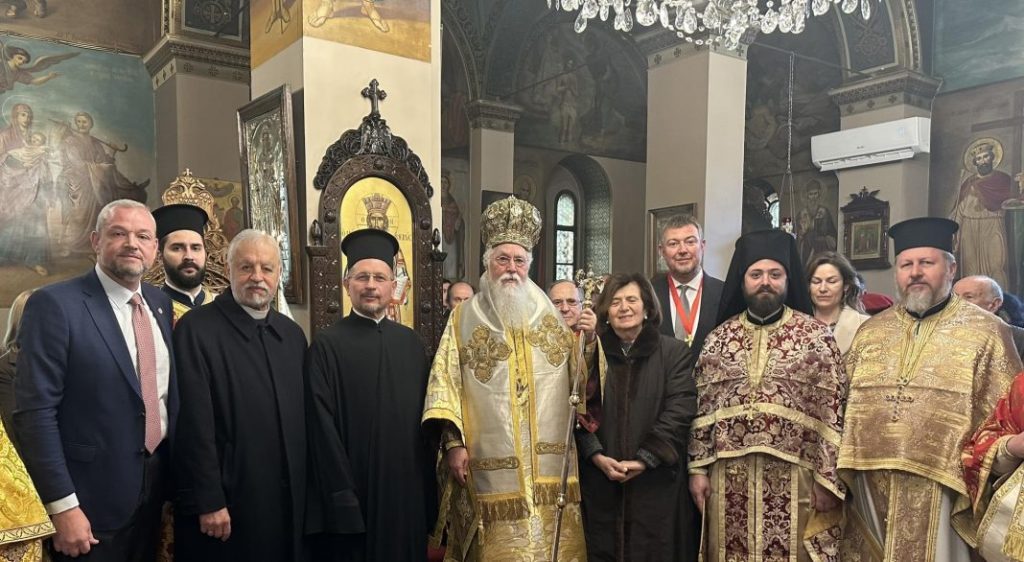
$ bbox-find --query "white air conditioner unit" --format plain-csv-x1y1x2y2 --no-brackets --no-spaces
811,117,930,171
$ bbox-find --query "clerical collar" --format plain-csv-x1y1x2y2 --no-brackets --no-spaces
352,307,385,324
905,294,952,320
163,280,204,307
746,306,784,326
240,303,269,320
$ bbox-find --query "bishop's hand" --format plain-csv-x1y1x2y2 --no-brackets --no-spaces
447,446,470,486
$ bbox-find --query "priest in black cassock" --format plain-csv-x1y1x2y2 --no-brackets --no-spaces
152,203,215,324
305,228,433,562
172,229,309,561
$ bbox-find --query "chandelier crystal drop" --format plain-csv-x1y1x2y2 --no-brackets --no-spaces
552,0,879,50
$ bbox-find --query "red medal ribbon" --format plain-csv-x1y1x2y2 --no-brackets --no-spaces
669,275,703,343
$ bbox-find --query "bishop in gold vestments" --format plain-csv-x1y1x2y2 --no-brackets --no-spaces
423,197,595,561
838,217,1022,562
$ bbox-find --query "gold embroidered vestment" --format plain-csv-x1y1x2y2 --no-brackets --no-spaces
422,282,592,561
838,296,1021,560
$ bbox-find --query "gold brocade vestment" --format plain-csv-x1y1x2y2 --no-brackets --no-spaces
0,419,53,562
166,286,215,326
422,282,591,561
689,307,848,562
838,296,1022,561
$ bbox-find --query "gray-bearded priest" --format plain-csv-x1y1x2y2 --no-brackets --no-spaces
172,229,309,561
305,228,433,561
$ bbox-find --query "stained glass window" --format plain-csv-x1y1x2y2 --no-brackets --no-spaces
554,191,577,280
556,193,575,226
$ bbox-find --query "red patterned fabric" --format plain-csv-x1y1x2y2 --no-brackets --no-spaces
690,311,847,494
964,371,1024,501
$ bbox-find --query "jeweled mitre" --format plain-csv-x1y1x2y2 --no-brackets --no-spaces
481,195,542,250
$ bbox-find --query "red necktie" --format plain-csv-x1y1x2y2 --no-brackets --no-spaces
129,294,161,454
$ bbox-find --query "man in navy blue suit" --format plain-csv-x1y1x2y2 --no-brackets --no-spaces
15,199,177,561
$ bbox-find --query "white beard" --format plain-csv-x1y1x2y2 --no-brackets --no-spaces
481,272,531,329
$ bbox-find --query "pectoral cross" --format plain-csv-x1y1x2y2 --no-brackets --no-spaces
884,387,914,422
362,79,387,117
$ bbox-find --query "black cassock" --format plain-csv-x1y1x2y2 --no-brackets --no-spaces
173,291,308,561
305,313,433,562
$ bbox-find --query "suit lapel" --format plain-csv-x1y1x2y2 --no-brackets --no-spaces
695,277,721,345
83,273,141,397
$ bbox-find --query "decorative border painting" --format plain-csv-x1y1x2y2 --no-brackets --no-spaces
237,84,304,303
648,203,697,276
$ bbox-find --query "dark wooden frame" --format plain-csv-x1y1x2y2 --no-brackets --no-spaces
238,84,305,304
306,80,445,350
841,187,891,270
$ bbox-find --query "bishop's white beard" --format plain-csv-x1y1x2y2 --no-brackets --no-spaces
481,272,531,329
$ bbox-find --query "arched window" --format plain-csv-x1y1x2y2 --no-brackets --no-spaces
767,192,780,228
554,191,577,281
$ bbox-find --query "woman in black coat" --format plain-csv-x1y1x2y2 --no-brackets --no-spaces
576,272,699,561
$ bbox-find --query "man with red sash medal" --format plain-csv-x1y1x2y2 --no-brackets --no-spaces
651,214,725,355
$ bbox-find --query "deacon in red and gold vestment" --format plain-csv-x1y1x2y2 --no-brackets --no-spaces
839,217,1021,562
963,371,1024,562
688,229,847,562
423,196,598,561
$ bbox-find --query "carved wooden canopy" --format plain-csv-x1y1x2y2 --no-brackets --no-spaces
306,80,445,350
144,169,230,292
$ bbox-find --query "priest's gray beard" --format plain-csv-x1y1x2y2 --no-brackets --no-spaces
900,280,952,314
481,272,531,329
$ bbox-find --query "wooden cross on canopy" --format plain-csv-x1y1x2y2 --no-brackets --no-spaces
362,79,387,117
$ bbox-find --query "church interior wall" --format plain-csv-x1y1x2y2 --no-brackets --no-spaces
253,7,442,332
7,1,1024,334
155,73,250,188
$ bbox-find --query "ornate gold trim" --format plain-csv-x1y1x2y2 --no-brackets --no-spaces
0,521,54,545
534,481,581,506
838,458,967,497
479,495,529,523
470,457,519,471
693,446,845,499
535,442,567,455
692,402,842,445
460,325,511,384
525,315,574,367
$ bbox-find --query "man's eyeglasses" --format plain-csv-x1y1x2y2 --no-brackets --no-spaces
493,255,528,268
348,273,393,284
551,299,579,308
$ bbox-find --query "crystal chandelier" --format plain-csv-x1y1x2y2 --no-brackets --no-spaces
549,0,877,51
